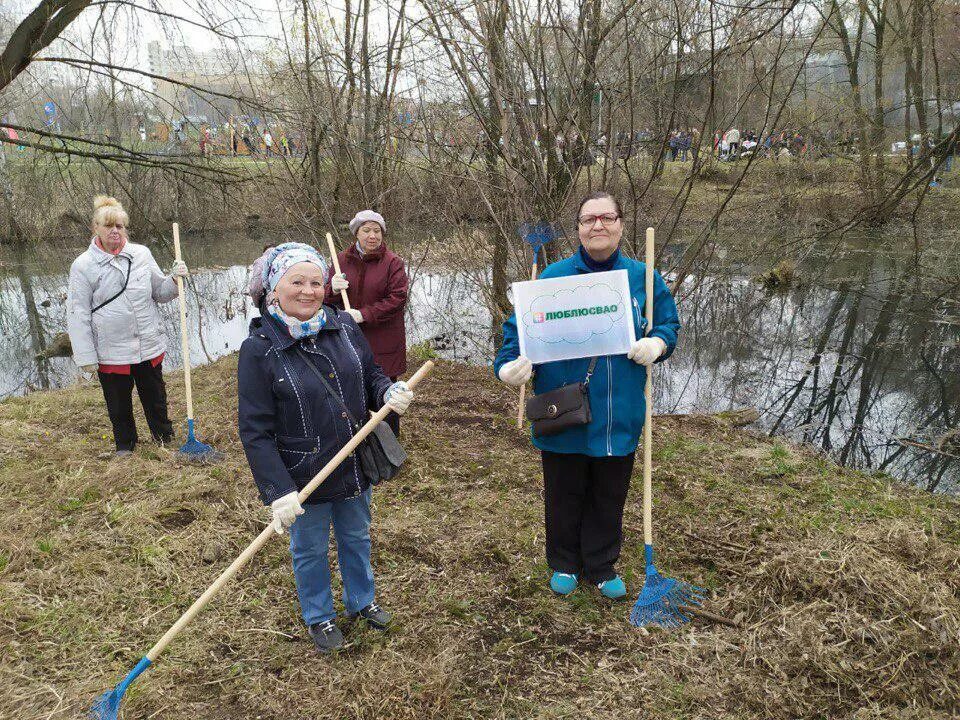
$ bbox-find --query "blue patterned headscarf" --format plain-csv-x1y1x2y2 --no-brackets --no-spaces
262,242,328,293
262,242,329,340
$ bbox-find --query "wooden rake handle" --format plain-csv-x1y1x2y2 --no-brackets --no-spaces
145,360,436,661
643,228,655,548
172,223,193,421
517,259,537,430
325,232,351,311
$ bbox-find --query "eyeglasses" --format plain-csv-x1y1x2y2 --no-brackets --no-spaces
577,213,621,227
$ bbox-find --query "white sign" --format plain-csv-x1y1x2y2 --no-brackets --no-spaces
513,269,636,364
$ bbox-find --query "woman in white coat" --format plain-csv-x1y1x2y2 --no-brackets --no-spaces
67,195,188,457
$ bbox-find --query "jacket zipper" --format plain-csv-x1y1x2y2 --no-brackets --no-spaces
606,355,613,456
632,297,647,338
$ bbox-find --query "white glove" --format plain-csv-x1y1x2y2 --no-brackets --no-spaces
627,337,667,365
498,356,532,386
270,491,304,534
384,380,414,415
170,260,189,278
79,363,98,374
346,308,364,324
331,273,349,293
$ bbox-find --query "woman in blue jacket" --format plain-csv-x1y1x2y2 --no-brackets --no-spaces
238,242,414,653
494,192,680,600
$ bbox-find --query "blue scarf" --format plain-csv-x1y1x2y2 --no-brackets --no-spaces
579,245,620,272
268,301,326,340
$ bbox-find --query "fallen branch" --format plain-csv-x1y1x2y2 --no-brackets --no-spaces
656,407,760,427
681,529,750,553
896,439,960,461
680,605,741,629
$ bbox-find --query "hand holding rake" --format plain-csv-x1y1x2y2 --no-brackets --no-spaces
325,232,351,310
90,361,436,719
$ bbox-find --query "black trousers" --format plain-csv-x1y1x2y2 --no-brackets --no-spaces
98,361,174,451
541,450,635,584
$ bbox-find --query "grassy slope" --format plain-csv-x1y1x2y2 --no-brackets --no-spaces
1,357,958,720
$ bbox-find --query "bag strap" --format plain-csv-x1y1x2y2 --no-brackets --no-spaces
532,356,599,397
92,255,133,313
294,346,362,430
583,356,599,385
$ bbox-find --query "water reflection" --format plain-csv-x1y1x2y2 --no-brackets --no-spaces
1,235,957,493
0,265,255,397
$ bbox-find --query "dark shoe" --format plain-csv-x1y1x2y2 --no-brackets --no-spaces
346,602,391,630
156,434,175,446
308,620,344,653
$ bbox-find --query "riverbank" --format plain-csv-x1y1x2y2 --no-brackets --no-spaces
1,357,958,719
5,155,960,249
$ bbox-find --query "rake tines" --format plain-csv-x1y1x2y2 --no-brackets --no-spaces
89,657,152,720
630,559,705,629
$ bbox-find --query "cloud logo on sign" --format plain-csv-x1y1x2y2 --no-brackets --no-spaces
522,282,626,345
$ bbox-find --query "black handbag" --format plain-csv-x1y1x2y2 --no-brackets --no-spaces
295,348,406,484
525,357,598,437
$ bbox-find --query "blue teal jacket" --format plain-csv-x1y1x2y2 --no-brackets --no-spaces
493,250,680,457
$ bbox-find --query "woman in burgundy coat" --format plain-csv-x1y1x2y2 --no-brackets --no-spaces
325,210,409,432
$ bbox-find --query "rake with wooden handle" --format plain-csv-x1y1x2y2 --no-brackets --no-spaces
629,227,704,629
516,257,538,429
89,360,436,720
514,222,558,431
172,223,222,463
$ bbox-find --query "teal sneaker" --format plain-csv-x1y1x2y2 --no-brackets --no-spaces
550,572,578,596
596,576,627,600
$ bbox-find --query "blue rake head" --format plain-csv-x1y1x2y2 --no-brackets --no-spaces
630,546,705,629
90,657,152,720
518,222,559,264
177,419,224,463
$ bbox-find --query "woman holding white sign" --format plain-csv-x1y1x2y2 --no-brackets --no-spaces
493,192,680,600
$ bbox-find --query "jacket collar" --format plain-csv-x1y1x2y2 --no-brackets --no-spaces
253,304,342,350
89,237,133,265
571,246,624,274
348,239,387,263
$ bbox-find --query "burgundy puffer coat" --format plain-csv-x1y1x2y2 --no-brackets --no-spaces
324,239,409,377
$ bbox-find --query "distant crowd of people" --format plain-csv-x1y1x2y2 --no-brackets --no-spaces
229,123,298,157
170,121,302,158
465,126,827,167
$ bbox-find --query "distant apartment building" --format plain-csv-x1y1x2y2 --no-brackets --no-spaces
147,41,261,123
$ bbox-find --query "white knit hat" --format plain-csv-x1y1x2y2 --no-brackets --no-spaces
349,210,386,236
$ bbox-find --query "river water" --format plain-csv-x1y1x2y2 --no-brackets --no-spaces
1,228,957,493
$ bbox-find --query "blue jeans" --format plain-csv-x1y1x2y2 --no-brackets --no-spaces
288,488,375,625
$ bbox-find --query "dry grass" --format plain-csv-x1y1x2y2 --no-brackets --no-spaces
1,358,958,719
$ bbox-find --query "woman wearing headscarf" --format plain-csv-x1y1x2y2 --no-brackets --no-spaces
325,210,409,434
67,195,188,457
493,191,680,600
238,242,414,654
